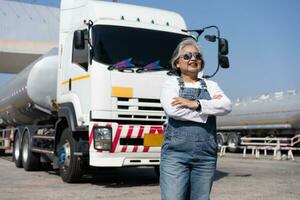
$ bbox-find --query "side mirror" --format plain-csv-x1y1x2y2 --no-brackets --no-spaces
74,30,85,49
219,38,228,55
219,55,230,68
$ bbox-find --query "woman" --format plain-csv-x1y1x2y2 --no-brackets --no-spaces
160,38,232,200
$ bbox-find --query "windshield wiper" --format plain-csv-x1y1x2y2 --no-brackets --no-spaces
136,61,165,73
108,58,136,72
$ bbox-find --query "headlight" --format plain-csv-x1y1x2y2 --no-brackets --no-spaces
93,126,112,151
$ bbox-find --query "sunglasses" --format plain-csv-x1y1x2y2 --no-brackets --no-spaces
180,52,202,61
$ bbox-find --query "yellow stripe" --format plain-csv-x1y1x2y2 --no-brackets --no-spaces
219,111,300,126
219,119,290,126
219,115,300,127
112,86,133,98
62,74,90,85
224,109,300,118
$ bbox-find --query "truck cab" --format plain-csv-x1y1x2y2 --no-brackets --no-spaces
0,0,230,183
55,0,189,180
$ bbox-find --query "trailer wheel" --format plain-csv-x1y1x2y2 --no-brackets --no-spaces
58,128,83,183
227,133,241,153
13,132,23,168
22,131,40,171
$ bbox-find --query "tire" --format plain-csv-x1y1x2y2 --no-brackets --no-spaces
58,128,83,183
227,133,241,153
22,131,40,171
0,149,5,156
13,132,23,168
217,132,226,152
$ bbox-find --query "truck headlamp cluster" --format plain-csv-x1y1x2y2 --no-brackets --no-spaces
93,126,112,151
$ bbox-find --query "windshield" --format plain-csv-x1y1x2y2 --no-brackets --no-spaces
92,25,189,69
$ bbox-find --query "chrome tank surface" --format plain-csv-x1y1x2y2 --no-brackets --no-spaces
217,91,300,130
0,48,58,126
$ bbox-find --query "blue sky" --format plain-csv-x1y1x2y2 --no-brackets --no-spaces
1,0,300,99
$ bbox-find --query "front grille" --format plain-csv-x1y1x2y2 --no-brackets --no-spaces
115,97,166,121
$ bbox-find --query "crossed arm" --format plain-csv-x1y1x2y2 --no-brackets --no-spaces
160,78,232,123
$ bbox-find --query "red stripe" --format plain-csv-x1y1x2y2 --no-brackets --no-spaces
106,123,112,153
133,126,144,152
121,125,134,152
110,125,123,153
143,126,163,152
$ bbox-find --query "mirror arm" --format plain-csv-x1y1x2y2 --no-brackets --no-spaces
202,26,221,79
84,19,94,64
184,26,223,79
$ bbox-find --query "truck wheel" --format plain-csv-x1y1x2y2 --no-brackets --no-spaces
0,149,5,156
13,132,23,168
58,128,83,183
22,131,40,171
217,132,226,152
227,133,241,153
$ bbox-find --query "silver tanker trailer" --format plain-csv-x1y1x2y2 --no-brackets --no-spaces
216,90,300,152
0,49,58,156
0,49,58,126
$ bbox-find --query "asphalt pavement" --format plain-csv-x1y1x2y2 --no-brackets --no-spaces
0,153,299,200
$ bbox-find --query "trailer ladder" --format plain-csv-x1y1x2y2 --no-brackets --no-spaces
0,128,16,154
219,134,300,160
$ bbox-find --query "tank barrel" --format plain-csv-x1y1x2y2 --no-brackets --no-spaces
0,49,58,126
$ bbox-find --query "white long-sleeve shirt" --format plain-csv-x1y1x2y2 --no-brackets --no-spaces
160,76,232,123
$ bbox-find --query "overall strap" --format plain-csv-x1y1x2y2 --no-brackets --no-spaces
176,77,185,88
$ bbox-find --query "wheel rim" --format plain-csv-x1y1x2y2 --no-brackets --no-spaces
22,135,29,163
228,138,237,148
60,140,71,170
14,135,20,159
217,135,224,149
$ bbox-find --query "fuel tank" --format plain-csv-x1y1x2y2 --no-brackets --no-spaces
0,48,58,126
217,90,300,130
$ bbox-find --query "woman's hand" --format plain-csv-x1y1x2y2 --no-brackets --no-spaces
171,97,198,109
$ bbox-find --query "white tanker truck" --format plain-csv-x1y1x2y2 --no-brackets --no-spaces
217,90,300,152
0,0,229,182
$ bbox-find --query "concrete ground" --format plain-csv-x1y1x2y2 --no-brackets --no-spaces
0,153,299,200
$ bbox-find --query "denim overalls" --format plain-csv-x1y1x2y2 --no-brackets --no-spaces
160,78,217,200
